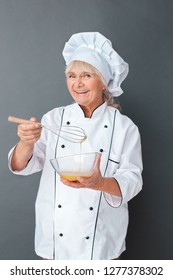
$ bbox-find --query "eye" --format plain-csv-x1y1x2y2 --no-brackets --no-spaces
83,73,92,79
67,74,76,79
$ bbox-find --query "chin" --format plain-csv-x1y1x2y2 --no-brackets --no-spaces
75,97,89,105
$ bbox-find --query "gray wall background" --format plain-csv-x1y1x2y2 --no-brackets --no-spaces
0,0,172,260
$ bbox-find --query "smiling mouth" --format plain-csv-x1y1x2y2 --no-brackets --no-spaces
75,90,88,94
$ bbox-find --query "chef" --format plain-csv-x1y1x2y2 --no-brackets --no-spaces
8,32,143,260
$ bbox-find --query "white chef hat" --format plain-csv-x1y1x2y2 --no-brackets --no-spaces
62,32,129,97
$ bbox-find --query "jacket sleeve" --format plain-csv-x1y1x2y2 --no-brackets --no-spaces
8,106,65,176
104,123,143,207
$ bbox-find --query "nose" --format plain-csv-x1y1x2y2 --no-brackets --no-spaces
75,76,84,87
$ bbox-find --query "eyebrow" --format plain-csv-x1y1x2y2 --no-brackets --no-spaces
67,71,91,74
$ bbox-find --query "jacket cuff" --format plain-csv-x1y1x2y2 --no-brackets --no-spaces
103,178,122,208
8,145,34,175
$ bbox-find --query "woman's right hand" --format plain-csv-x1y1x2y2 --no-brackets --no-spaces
17,117,42,147
11,117,42,171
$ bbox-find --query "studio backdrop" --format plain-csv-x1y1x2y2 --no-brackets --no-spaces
0,0,172,259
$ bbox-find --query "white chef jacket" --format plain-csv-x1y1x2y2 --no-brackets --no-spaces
8,102,143,260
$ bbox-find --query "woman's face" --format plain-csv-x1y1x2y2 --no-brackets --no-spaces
66,70,104,115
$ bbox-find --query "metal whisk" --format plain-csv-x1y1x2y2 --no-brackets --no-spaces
8,116,87,143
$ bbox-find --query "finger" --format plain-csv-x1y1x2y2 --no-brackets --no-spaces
22,131,41,138
19,123,41,131
18,128,41,139
18,129,41,139
60,178,83,188
77,176,91,184
19,126,42,135
29,117,42,129
93,153,102,171
96,153,102,166
29,117,38,123
19,133,40,142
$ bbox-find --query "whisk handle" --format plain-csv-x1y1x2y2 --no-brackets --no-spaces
8,116,40,125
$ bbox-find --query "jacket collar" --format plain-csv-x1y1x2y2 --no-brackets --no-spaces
72,102,107,119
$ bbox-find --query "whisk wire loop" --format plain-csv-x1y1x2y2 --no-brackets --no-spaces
42,124,86,143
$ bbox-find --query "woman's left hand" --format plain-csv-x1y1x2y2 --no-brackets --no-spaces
60,153,104,191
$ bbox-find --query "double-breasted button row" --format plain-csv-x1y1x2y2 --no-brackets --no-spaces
57,206,93,239
58,233,90,240
58,205,93,211
61,147,104,152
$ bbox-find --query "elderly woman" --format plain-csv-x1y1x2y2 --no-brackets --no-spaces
8,32,143,260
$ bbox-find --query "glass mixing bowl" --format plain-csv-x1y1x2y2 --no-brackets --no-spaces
50,152,98,181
